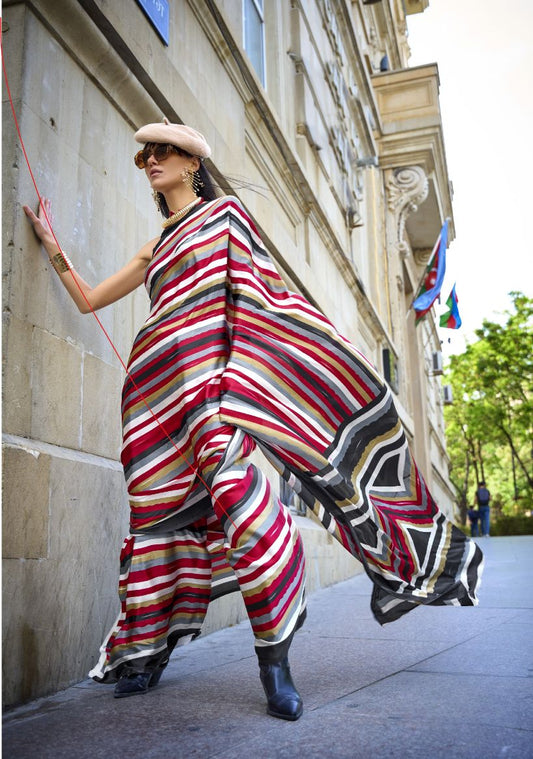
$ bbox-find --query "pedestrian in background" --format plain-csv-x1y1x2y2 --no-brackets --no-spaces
475,481,491,537
467,506,480,537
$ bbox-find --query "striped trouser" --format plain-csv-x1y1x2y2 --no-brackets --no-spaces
90,426,306,680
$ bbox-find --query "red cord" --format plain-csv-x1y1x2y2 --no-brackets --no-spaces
1,37,235,528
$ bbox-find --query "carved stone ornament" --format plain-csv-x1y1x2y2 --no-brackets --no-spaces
413,246,434,266
386,166,428,257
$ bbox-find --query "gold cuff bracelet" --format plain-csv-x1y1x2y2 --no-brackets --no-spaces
51,252,73,274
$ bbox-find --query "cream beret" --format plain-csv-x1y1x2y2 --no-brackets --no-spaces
134,118,211,159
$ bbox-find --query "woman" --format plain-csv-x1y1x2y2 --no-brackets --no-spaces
24,119,483,721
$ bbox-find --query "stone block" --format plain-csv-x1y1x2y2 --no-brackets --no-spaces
2,559,48,705
2,6,25,260
47,454,128,649
2,312,33,436
2,104,19,275
2,452,128,706
1,7,25,110
30,327,82,449
81,354,122,459
2,443,50,559
9,104,64,332
373,65,441,133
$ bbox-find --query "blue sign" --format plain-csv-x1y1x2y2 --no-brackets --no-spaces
136,0,170,46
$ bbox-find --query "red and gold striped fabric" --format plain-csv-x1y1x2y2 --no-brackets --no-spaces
90,197,483,681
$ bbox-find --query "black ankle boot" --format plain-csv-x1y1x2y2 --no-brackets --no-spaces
113,660,167,698
259,657,303,721
114,671,153,698
148,660,167,688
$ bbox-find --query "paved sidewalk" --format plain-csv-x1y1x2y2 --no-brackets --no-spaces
4,536,533,759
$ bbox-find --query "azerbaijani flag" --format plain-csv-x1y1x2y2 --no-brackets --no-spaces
413,219,448,324
439,284,462,329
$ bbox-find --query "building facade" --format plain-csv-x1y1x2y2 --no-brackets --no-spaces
2,0,454,706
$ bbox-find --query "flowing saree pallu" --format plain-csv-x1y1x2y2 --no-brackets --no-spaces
109,195,482,661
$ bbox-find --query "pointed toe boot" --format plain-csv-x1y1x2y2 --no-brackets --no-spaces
113,659,168,698
259,657,303,721
114,671,153,698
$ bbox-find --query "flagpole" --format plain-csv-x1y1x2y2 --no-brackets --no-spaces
407,217,451,315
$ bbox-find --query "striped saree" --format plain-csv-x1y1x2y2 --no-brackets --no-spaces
90,197,483,681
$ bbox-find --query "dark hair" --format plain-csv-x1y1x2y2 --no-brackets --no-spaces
147,143,218,218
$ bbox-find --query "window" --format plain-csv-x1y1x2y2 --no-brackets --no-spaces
382,347,399,394
243,0,266,87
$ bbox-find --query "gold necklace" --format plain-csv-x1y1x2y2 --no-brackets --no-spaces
162,198,202,229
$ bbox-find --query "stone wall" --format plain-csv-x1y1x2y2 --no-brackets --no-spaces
2,2,153,705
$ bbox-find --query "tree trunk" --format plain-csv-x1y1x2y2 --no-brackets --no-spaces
466,434,479,487
461,456,471,523
497,423,533,490
477,440,486,482
449,454,470,525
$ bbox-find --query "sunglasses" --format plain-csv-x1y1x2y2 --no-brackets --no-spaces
134,143,188,169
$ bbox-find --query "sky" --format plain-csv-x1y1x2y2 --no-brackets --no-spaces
406,0,533,355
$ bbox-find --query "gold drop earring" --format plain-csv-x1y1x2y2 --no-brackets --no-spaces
152,190,164,214
182,168,204,196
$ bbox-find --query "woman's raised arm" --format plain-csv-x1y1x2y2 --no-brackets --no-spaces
23,198,158,314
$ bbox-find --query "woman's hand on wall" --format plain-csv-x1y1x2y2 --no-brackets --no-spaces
23,197,57,251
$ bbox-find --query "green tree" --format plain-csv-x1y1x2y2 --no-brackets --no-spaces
444,292,533,519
